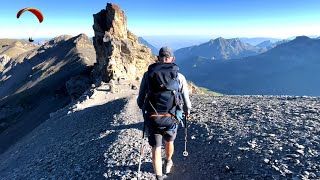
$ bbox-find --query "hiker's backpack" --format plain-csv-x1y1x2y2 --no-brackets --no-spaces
146,63,184,126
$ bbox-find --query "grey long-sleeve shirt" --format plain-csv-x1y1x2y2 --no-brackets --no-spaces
137,71,192,113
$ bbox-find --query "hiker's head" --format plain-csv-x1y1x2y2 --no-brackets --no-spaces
158,46,175,63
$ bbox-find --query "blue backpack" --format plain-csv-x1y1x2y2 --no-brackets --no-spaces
146,63,185,127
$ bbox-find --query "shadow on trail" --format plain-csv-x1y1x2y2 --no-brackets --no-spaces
0,95,70,154
0,98,142,179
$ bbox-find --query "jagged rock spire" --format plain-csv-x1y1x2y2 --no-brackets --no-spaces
92,3,156,83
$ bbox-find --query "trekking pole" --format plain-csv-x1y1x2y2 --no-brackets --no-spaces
137,122,145,180
183,115,188,157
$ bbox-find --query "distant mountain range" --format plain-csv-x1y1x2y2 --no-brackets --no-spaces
138,37,158,55
256,40,273,49
129,36,309,61
179,36,320,96
255,39,290,51
239,37,282,46
174,37,264,64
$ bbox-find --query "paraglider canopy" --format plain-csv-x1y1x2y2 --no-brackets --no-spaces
17,7,43,43
17,7,44,23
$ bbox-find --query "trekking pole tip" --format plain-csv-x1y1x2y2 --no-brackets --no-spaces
183,151,188,156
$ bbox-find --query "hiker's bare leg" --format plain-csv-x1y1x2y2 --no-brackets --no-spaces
165,140,174,161
152,146,162,176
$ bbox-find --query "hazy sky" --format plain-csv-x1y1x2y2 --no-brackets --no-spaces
1,0,320,39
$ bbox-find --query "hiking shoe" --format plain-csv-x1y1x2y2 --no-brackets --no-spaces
165,159,173,174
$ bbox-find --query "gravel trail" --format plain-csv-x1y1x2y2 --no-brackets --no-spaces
101,94,320,180
166,95,320,180
0,87,319,180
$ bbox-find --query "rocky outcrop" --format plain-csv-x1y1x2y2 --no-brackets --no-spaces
187,81,205,94
0,55,10,72
92,3,156,83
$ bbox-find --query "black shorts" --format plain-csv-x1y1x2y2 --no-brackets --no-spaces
146,115,178,147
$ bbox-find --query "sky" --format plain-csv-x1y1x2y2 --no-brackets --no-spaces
1,0,320,39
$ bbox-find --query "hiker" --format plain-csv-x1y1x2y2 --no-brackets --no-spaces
137,46,191,180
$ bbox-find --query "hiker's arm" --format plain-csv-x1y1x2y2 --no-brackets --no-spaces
178,74,191,115
137,72,148,109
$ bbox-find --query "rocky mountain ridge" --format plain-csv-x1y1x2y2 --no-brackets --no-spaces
0,33,96,153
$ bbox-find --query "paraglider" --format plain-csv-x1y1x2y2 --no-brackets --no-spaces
16,7,44,42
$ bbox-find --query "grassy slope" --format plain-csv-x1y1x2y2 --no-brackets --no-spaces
187,80,223,96
199,87,223,96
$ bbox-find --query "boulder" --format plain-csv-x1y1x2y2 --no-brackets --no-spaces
92,3,156,83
